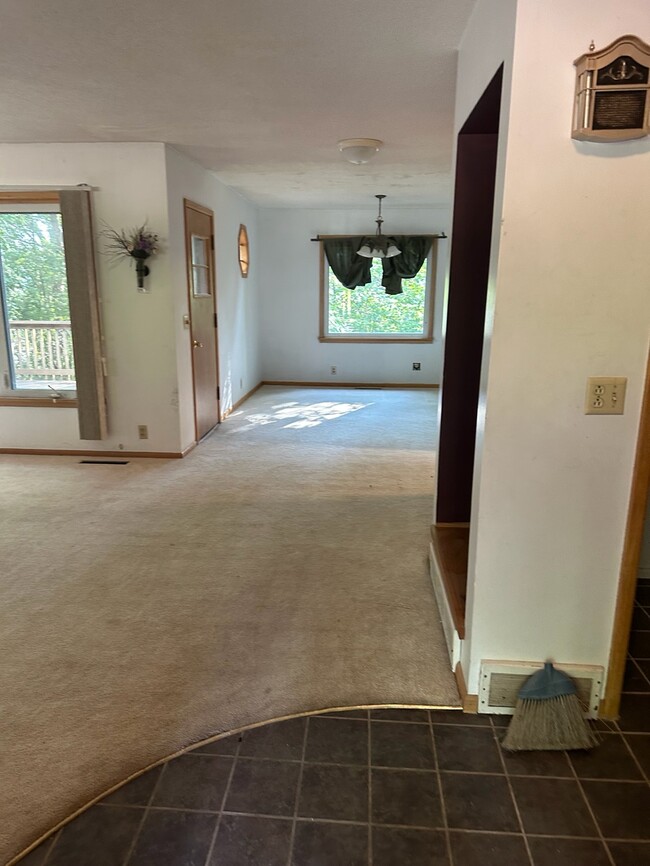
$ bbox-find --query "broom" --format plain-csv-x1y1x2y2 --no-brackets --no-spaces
501,662,598,751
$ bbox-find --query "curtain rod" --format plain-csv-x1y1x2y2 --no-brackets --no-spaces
310,232,447,242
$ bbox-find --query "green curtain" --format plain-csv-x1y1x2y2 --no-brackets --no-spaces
323,237,372,289
60,190,107,440
381,236,434,295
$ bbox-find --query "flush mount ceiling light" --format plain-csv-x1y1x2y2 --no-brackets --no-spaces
337,138,383,165
357,194,400,259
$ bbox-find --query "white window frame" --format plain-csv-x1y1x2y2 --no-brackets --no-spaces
0,200,78,403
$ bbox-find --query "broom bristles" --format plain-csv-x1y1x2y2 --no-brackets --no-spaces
502,693,598,751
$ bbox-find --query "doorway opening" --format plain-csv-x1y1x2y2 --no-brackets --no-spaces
431,66,503,641
601,349,650,719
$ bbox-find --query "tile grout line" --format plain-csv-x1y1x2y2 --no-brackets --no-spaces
202,735,243,866
492,717,535,866
619,731,650,784
566,746,617,866
429,710,453,865
279,821,631,837
367,716,430,725
367,710,372,866
45,804,650,837
225,812,367,826
628,656,650,689
122,761,168,866
91,762,650,782
216,813,619,835
592,718,620,734
611,728,650,735
286,716,310,866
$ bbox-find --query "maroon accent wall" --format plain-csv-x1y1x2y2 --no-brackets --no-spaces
436,68,502,524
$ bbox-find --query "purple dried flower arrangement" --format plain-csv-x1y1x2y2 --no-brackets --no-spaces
102,223,160,289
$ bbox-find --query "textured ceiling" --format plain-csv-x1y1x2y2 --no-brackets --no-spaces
0,0,475,207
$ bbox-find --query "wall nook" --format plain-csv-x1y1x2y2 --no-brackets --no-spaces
238,224,250,278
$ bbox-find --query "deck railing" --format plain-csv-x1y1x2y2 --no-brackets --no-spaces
8,320,76,385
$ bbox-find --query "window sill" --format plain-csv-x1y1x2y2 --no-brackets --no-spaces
0,397,78,408
318,335,433,344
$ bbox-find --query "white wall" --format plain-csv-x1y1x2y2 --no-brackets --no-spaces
164,147,261,450
0,143,262,455
448,0,518,688
259,207,450,385
0,143,183,453
455,0,650,692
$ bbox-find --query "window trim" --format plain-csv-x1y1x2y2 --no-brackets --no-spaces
318,240,436,344
0,194,79,405
0,189,106,439
0,396,78,408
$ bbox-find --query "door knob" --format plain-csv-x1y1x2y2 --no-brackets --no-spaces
192,340,203,348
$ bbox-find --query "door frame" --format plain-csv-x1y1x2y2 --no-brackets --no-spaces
183,198,221,441
600,346,650,718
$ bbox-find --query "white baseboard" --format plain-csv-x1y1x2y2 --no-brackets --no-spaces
429,542,462,669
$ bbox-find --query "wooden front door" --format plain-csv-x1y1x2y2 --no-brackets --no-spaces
184,199,220,440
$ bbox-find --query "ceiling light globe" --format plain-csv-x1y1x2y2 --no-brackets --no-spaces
337,138,383,165
341,146,376,165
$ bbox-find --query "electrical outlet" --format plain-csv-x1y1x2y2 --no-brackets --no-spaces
413,362,421,371
137,425,149,439
585,377,627,415
330,365,337,375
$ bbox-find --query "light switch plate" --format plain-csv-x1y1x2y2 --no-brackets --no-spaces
585,377,627,415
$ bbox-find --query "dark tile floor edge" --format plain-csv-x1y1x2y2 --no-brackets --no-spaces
11,711,650,866
6,704,463,866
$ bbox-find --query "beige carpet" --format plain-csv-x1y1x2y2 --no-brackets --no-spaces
0,386,459,864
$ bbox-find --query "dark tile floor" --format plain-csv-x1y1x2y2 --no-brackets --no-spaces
15,580,650,866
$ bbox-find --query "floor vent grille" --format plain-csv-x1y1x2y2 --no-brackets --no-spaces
479,660,603,717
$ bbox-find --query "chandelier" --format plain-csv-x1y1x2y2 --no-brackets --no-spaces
357,195,400,259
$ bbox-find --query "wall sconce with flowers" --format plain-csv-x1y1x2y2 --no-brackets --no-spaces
102,223,160,291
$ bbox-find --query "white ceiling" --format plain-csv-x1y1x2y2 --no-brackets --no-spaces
0,0,475,207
